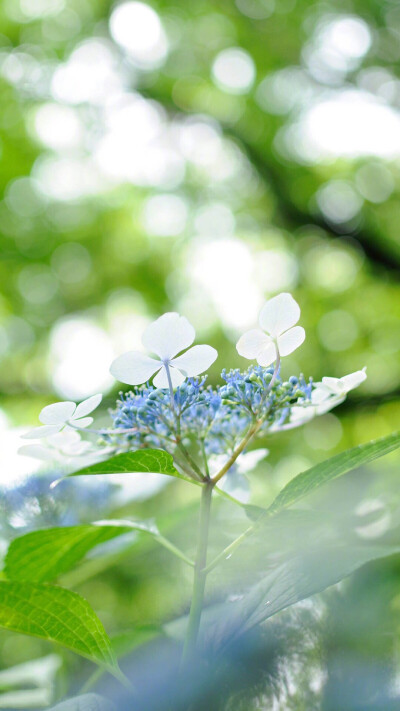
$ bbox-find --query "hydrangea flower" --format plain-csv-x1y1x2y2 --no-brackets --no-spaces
110,364,315,458
19,429,93,462
18,294,369,499
236,293,305,366
110,312,217,388
272,368,367,431
313,368,367,401
21,394,102,439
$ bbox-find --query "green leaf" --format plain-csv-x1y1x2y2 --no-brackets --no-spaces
0,581,118,673
49,694,115,711
5,520,193,584
243,504,268,521
268,431,400,515
5,524,139,583
60,449,192,483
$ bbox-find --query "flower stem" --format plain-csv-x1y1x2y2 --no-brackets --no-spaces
175,437,207,482
181,481,213,666
211,420,262,485
69,423,138,437
164,362,207,482
165,362,176,413
258,349,281,410
205,521,256,573
156,534,195,567
200,438,210,478
211,351,282,486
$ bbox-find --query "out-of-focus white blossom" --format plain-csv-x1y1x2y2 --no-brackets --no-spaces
21,394,102,439
19,429,93,462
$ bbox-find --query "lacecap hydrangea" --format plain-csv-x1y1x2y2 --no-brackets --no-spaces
20,294,367,486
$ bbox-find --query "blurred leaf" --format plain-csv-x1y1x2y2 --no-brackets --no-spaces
169,538,400,656
5,520,193,584
243,504,268,521
0,581,119,674
268,432,400,515
49,694,115,711
5,524,138,583
63,449,192,483
220,540,400,647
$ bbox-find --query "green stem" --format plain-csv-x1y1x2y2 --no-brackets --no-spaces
200,438,210,478
211,420,262,485
157,534,195,567
164,361,206,482
80,667,103,694
174,454,202,483
258,349,281,410
175,437,207,482
205,522,256,573
211,350,282,486
165,361,176,413
181,482,213,665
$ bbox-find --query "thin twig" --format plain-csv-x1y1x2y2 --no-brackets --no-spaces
211,350,281,486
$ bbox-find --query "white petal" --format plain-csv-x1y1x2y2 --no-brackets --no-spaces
315,395,346,414
340,368,367,393
39,401,76,425
256,341,278,367
153,365,185,389
170,345,218,376
271,405,315,431
288,406,316,428
259,293,300,337
277,326,305,357
291,405,316,423
67,441,92,455
110,351,161,385
21,424,62,439
49,429,81,447
72,417,93,429
320,376,343,395
18,444,56,461
142,312,195,360
311,386,332,404
236,329,271,360
73,393,102,420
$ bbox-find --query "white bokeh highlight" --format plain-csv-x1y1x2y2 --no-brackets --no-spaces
212,48,256,94
109,2,168,69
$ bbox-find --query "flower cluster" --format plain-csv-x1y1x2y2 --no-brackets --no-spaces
109,365,314,459
20,293,367,484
